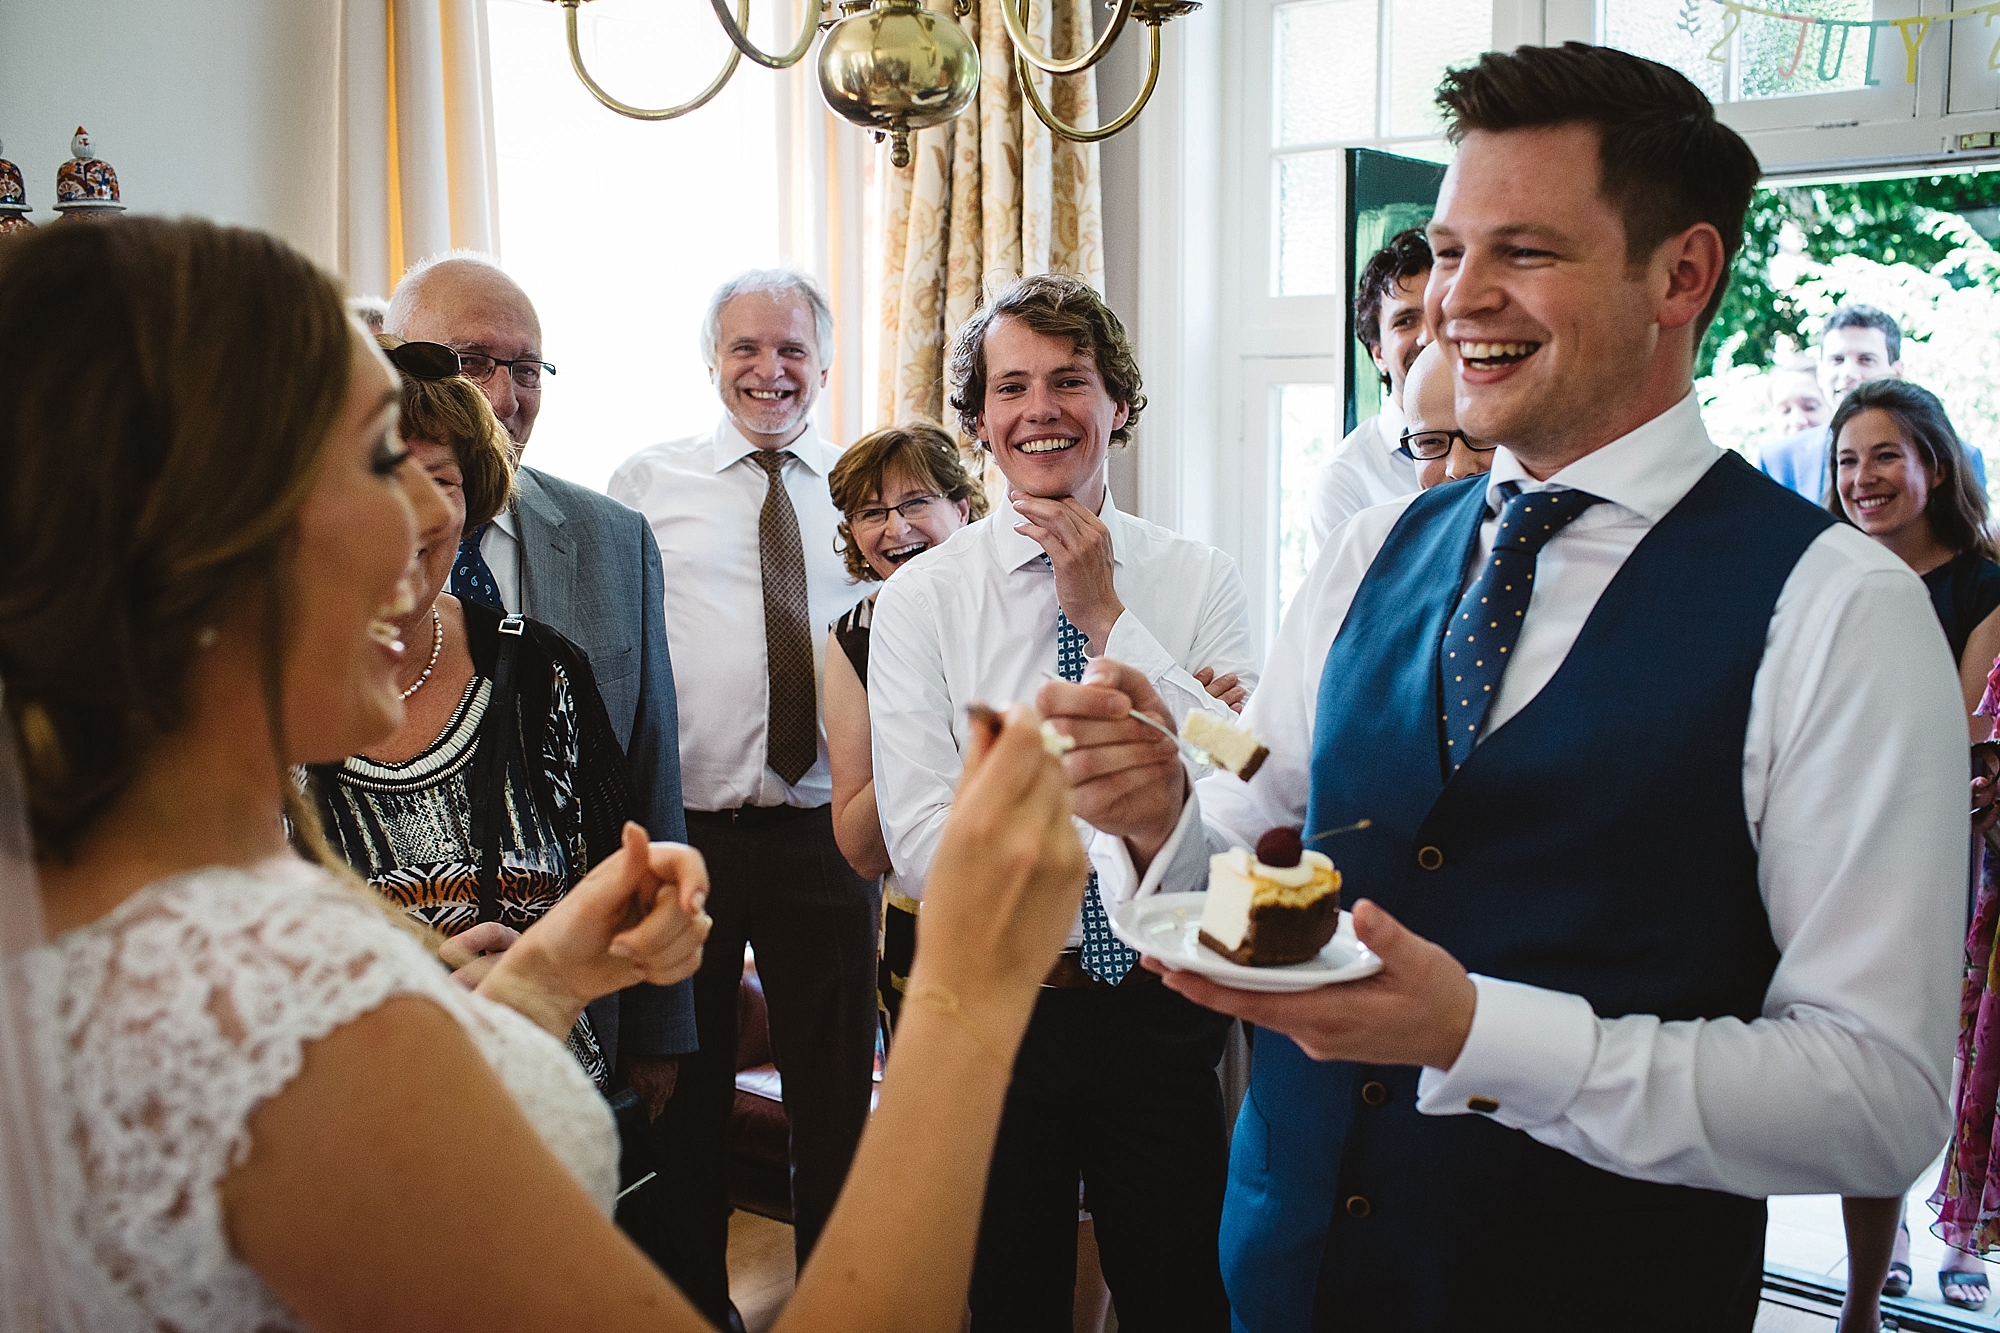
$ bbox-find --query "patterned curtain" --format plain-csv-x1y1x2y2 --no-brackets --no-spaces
874,0,1107,437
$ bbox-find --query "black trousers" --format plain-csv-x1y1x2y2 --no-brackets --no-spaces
969,978,1234,1333
651,803,880,1319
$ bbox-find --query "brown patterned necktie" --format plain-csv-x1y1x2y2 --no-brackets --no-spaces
749,449,818,785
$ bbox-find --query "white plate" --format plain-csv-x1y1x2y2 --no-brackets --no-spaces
1108,891,1382,993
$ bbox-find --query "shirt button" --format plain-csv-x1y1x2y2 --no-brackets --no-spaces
1467,1096,1500,1114
1344,1194,1372,1219
1360,1080,1390,1107
1416,845,1444,871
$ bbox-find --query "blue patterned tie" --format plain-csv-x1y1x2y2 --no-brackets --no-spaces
1439,483,1604,773
1047,557,1138,984
451,522,505,613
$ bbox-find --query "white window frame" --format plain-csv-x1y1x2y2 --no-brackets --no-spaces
1218,0,1538,645
1548,0,2000,173
1242,357,1344,645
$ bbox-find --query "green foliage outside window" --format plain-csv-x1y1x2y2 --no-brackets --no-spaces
1703,170,2000,379
1697,168,2000,488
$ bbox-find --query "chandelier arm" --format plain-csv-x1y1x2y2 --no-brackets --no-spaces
708,0,822,69
1001,0,1134,75
562,2,745,120
1016,20,1159,142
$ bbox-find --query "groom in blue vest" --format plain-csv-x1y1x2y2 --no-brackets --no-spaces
1039,42,1966,1331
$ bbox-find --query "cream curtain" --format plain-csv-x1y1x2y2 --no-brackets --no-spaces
778,49,873,449
874,0,1107,431
342,0,502,299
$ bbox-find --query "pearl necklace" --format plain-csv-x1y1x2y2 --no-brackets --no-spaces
400,606,444,701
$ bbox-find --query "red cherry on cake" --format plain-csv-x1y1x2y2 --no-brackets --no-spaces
1255,826,1304,869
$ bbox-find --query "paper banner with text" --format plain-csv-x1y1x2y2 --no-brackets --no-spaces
1692,0,2000,85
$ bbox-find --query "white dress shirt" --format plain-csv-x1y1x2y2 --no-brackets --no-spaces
1304,398,1417,567
1140,390,1965,1198
478,505,523,613
608,418,873,811
869,495,1259,945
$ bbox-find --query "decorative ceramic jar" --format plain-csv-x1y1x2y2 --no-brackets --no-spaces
0,138,31,236
53,127,124,216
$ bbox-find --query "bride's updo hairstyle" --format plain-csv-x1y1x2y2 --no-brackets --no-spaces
0,218,355,861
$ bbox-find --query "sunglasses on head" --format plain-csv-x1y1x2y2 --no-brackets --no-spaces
375,336,464,381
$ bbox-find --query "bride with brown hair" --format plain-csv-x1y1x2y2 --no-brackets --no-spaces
0,217,1087,1332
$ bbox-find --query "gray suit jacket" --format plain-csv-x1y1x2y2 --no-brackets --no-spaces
514,465,698,1058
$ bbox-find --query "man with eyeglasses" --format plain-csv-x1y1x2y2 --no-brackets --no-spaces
1398,342,1496,492
608,270,878,1332
384,249,698,1271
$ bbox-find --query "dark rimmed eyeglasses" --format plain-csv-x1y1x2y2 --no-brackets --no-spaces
376,337,465,382
1399,428,1499,461
849,494,944,530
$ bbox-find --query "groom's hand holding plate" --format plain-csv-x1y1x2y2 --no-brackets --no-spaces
1142,898,1478,1070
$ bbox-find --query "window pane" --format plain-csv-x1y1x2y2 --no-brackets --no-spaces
1733,0,1876,99
1388,0,1490,137
1950,0,2000,113
1598,0,1729,101
1276,0,1380,145
1278,383,1345,613
1278,150,1345,295
1599,0,1910,102
486,0,781,490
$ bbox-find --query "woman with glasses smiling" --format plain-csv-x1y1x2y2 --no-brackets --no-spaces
824,422,987,1035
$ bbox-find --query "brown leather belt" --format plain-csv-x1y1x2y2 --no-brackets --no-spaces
1041,950,1111,990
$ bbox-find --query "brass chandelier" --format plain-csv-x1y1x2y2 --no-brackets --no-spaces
549,0,1201,166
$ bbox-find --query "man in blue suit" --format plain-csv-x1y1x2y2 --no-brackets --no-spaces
1757,304,1985,502
1041,43,1964,1331
386,257,697,1102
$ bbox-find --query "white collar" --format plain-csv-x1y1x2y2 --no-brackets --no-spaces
992,482,1132,574
711,415,834,477
1374,395,1407,450
1483,389,1718,523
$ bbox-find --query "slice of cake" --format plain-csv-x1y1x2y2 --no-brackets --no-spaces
1182,709,1270,780
1198,827,1342,966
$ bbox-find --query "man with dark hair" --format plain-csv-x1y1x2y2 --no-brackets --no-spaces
872,273,1257,1331
1758,303,1983,500
1039,43,1961,1330
1306,228,1431,563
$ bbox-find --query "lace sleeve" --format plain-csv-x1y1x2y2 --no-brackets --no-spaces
33,859,472,1333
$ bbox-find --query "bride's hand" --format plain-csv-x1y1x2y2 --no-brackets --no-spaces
911,705,1089,1021
477,823,712,1039
439,922,522,990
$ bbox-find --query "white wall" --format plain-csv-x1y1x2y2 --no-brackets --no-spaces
0,0,343,269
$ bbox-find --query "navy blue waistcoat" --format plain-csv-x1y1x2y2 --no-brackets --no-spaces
1217,454,1835,1332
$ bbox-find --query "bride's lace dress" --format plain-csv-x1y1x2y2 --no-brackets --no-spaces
21,857,618,1332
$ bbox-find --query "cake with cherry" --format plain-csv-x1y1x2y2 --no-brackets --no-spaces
1197,826,1342,966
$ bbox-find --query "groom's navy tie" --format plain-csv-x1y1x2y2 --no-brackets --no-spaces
1439,482,1604,773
